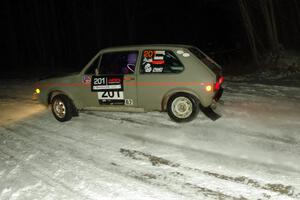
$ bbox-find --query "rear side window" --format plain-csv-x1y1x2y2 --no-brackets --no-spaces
140,50,184,74
99,51,138,75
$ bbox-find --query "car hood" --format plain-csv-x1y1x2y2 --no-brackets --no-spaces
39,72,80,81
38,72,80,84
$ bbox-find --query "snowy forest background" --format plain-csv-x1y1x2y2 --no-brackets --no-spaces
1,0,300,78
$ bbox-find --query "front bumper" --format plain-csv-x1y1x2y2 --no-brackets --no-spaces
32,92,39,101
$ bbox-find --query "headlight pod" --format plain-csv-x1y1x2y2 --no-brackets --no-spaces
35,88,41,94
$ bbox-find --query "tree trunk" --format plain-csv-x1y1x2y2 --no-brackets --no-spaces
260,0,280,53
239,0,259,65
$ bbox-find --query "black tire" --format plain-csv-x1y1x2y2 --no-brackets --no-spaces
51,95,73,122
167,93,199,123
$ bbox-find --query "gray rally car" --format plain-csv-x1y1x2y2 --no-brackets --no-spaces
34,44,224,122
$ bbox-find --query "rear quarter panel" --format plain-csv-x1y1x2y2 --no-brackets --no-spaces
137,49,216,111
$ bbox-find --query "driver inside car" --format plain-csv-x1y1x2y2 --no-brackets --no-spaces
122,52,137,74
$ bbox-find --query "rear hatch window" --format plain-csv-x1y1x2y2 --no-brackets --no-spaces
189,47,222,77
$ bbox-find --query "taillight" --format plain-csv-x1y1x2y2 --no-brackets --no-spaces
214,76,224,91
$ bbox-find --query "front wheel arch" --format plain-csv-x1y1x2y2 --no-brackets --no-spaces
48,91,78,117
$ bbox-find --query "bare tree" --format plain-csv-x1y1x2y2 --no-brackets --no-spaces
259,0,280,53
239,0,259,65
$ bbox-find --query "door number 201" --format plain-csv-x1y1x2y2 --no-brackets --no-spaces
98,91,123,100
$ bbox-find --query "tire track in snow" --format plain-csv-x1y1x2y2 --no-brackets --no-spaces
84,110,300,147
0,148,90,200
29,112,300,173
2,122,219,199
2,121,200,200
78,111,300,189
0,124,258,199
86,111,300,174
0,127,144,200
120,148,300,199
0,125,188,199
2,116,299,199
82,111,179,129
54,109,297,199
124,169,244,200
122,129,300,175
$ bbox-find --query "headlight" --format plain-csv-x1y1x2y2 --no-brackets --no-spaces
35,88,41,94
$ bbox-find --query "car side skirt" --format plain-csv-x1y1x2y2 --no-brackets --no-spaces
82,106,145,113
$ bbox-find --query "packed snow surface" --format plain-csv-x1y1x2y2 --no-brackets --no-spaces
0,77,300,200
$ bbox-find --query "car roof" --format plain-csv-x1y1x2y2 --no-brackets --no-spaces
100,44,196,52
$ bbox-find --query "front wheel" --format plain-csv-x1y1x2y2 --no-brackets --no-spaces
51,95,73,122
167,93,199,123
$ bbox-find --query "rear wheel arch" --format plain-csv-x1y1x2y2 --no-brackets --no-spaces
166,92,200,122
161,89,203,111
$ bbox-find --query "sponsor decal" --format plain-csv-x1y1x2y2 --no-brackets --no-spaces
153,50,165,61
183,53,190,57
176,50,190,58
82,75,91,84
151,60,165,65
152,67,163,73
144,63,152,73
169,66,184,70
155,50,166,55
91,75,124,105
142,50,167,73
176,50,184,54
143,50,165,65
125,99,133,105
108,78,121,84
143,50,154,58
143,57,153,63
93,85,121,90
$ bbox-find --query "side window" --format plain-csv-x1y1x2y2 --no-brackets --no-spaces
99,51,138,75
85,55,100,75
140,50,184,74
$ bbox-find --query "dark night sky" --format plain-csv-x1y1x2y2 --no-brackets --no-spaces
1,0,299,78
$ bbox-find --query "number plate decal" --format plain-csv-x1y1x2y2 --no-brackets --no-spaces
91,75,125,105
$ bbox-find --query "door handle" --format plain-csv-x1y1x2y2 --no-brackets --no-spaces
124,77,135,81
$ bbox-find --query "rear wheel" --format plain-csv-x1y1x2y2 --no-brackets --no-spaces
167,93,199,122
51,95,73,122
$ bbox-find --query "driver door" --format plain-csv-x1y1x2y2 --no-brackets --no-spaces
90,51,139,108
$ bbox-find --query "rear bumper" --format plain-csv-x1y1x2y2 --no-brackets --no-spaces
213,87,223,102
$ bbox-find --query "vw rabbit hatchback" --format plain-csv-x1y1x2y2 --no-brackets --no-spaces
34,44,224,122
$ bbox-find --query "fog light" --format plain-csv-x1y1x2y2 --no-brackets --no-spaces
35,88,40,94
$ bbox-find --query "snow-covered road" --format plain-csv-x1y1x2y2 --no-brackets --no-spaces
0,79,300,200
